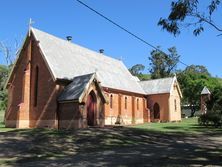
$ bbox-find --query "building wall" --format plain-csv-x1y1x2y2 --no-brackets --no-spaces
5,37,61,128
104,91,147,125
29,39,61,128
147,94,170,122
169,84,182,121
58,102,85,129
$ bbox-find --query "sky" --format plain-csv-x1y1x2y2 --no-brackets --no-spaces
0,0,221,77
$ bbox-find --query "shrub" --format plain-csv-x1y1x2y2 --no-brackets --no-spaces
198,111,222,128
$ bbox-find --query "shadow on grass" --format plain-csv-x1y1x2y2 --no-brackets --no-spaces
0,126,222,167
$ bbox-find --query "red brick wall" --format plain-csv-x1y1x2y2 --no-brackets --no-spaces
29,38,60,128
58,102,83,129
5,36,61,128
104,91,146,125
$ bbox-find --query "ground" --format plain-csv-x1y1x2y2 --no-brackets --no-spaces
0,110,222,167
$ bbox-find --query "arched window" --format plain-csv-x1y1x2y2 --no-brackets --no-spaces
34,66,39,107
137,98,139,110
174,99,177,112
125,96,127,109
110,94,113,109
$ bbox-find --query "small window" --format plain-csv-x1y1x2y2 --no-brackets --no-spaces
174,99,177,112
34,66,39,107
125,96,127,109
110,94,113,109
137,98,139,110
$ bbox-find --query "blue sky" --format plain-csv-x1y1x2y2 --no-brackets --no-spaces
0,0,221,77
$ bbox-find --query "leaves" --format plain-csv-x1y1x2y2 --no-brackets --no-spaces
149,46,180,79
158,0,221,36
129,64,145,76
0,65,9,111
208,0,221,15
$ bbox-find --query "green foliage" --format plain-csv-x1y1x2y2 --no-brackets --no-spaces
137,74,151,81
158,0,222,36
128,64,151,81
178,64,222,116
149,46,180,79
0,65,9,111
198,111,222,128
129,64,145,76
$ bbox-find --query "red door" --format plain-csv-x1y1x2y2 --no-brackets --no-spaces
87,92,96,126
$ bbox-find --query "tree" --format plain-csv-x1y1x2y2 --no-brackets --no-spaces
0,39,19,112
158,0,222,36
185,65,211,76
149,46,180,79
128,64,150,81
129,64,145,76
177,65,221,117
0,40,19,65
0,65,9,111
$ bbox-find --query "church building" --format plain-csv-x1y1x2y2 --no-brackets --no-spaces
4,28,182,129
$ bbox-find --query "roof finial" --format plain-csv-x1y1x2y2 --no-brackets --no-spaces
28,18,35,36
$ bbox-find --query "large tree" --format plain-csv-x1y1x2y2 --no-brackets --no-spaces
158,0,222,36
177,65,221,116
149,46,180,79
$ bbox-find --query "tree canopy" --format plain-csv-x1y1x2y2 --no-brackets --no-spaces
149,46,180,79
177,65,222,116
158,0,222,36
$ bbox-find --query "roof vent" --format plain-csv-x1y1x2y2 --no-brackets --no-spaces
66,36,72,42
99,49,104,54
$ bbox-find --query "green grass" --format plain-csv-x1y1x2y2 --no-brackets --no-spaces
132,117,222,134
0,110,14,132
0,109,5,127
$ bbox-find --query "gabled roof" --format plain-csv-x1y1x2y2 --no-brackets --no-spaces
201,86,211,95
58,73,106,103
139,76,182,97
30,28,145,95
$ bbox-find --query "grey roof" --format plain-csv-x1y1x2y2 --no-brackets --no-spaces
58,73,95,102
139,77,175,95
201,86,211,95
31,28,145,94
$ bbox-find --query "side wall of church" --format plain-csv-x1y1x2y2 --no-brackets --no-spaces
104,91,148,125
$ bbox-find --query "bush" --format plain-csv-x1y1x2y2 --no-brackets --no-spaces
198,111,222,128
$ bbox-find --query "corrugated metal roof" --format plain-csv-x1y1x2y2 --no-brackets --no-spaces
139,77,175,95
58,73,95,102
201,86,211,95
31,28,145,94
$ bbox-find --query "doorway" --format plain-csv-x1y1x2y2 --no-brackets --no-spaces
153,103,160,119
86,91,97,126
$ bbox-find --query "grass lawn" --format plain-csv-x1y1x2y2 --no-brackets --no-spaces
0,115,221,166
133,117,222,134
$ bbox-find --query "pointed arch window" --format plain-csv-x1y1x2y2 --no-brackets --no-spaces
110,94,113,109
34,66,39,107
174,99,177,112
137,98,139,110
125,96,127,109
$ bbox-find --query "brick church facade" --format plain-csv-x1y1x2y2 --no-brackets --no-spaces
4,28,182,129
